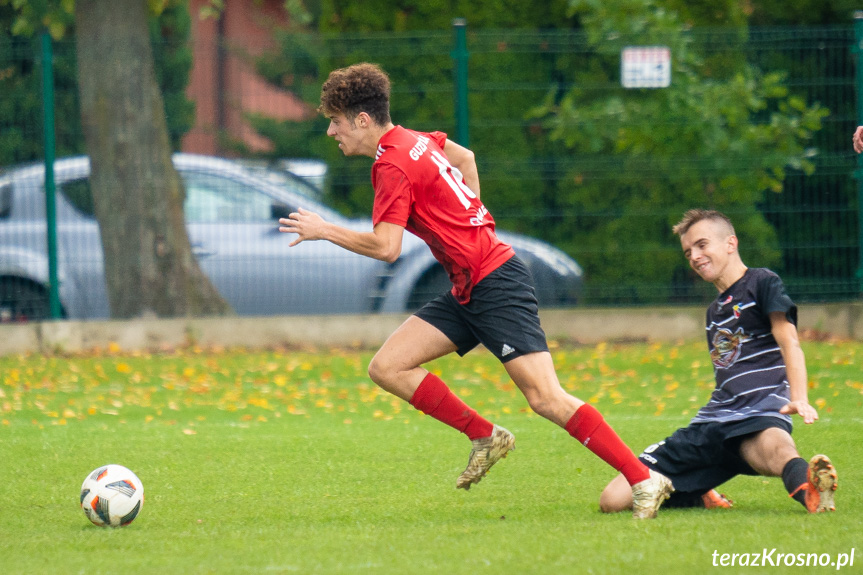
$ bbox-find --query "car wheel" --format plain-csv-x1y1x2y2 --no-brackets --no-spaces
0,278,53,323
406,265,452,310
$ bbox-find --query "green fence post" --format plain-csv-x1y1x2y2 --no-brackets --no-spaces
41,32,62,319
451,18,469,147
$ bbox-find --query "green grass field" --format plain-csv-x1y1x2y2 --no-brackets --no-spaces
1,339,860,574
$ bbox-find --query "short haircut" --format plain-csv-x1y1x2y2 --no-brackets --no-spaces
318,63,392,126
672,209,735,237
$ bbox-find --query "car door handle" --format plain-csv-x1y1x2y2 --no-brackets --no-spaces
191,244,216,258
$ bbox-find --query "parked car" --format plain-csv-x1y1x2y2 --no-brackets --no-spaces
0,154,583,322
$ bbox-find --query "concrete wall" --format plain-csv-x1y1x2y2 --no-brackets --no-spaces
1,303,859,357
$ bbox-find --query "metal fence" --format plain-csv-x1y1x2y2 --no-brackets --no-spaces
0,23,860,321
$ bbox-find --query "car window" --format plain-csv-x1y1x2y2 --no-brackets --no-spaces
60,178,96,217
0,181,10,219
182,171,285,223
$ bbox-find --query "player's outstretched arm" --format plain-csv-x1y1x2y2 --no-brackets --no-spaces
771,311,818,424
279,208,404,263
443,139,480,199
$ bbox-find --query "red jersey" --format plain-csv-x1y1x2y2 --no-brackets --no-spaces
371,126,514,304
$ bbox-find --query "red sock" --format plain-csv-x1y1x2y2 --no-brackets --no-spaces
565,404,650,486
409,373,494,440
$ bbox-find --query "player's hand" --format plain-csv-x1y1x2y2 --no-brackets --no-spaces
853,126,863,154
779,400,818,424
278,207,326,247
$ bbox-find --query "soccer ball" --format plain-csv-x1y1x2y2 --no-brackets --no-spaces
80,464,144,527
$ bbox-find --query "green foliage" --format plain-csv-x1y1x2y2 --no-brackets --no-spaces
246,2,577,216
528,0,826,302
0,22,81,165
0,0,195,167
148,2,196,147
317,0,575,31
247,0,831,304
748,0,859,26
1,0,75,39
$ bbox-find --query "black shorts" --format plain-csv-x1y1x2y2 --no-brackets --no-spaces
414,256,549,363
638,417,793,497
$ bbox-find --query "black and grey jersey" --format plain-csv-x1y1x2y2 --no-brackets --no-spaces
691,268,797,424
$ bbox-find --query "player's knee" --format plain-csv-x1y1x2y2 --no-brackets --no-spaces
599,477,632,513
598,488,621,514
525,393,555,420
523,386,568,421
741,427,799,476
598,494,617,514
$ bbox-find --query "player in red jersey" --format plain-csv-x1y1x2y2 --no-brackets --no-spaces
278,63,673,518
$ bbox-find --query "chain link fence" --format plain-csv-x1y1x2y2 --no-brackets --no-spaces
0,24,859,320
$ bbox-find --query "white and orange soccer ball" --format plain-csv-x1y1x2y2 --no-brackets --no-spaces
80,464,144,527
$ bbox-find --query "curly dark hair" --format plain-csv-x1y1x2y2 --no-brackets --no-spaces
318,63,392,126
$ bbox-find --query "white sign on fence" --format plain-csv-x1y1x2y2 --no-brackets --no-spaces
621,46,671,88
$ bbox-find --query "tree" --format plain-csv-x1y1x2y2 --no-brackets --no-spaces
0,0,195,165
74,0,230,318
747,0,858,26
527,0,827,302
244,0,579,217
3,0,228,318
242,0,831,304
0,2,81,166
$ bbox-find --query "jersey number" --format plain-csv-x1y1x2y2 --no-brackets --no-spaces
429,150,476,209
